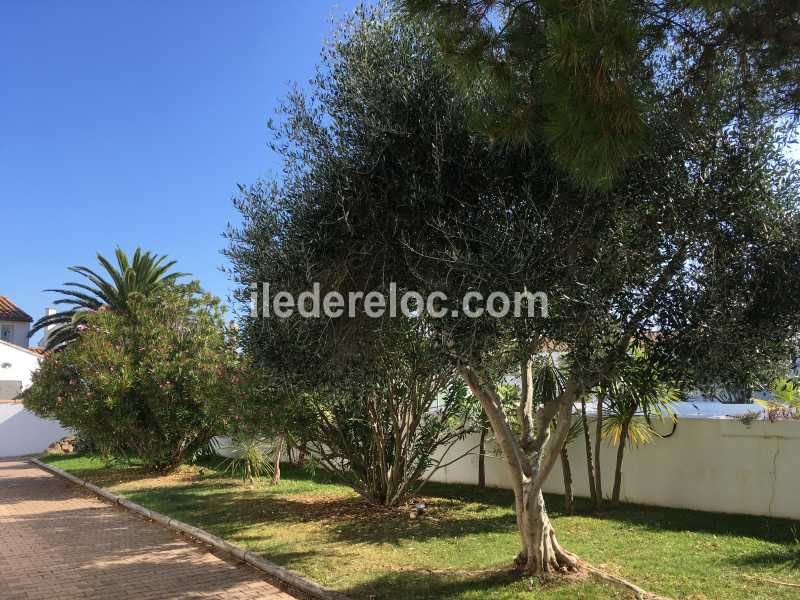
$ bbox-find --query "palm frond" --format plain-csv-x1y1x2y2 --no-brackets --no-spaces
33,248,189,350
602,413,656,447
46,289,104,308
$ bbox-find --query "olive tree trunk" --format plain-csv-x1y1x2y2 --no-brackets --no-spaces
460,364,579,574
295,440,308,466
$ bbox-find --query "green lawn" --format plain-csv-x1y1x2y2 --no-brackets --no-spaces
42,455,800,600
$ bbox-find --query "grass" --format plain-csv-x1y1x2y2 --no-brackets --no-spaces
42,454,800,600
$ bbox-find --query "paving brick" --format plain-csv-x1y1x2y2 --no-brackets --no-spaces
0,460,300,600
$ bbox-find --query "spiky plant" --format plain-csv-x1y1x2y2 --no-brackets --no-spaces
219,437,276,486
30,248,187,350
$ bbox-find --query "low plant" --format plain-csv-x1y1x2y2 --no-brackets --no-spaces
219,437,276,486
754,378,800,421
736,410,763,426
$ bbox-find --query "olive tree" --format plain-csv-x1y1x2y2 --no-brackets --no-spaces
227,6,800,577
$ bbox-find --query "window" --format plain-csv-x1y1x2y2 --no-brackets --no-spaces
0,325,12,342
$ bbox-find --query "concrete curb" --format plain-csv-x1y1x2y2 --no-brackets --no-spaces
31,458,350,600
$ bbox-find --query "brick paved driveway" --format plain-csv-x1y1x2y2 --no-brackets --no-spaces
0,459,298,599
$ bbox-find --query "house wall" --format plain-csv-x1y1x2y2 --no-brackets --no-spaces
0,341,39,388
427,416,800,520
0,320,30,348
0,341,70,457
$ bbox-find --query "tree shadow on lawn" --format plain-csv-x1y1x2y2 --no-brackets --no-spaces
155,461,800,541
123,482,520,547
345,570,526,600
72,457,800,581
123,462,800,549
729,545,800,570
341,568,619,600
45,455,235,491
583,498,800,546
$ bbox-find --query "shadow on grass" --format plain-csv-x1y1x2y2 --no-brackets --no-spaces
230,545,327,568
344,569,519,600
580,499,800,545
60,455,800,553
123,483,518,548
341,569,616,600
730,545,800,570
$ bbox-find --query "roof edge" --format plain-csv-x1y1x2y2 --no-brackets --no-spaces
0,339,44,357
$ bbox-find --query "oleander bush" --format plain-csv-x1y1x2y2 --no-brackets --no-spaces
25,282,239,472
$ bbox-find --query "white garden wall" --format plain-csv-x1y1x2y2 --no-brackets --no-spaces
0,403,69,457
427,416,800,520
0,340,70,457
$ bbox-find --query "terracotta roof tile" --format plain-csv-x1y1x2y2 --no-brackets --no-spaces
0,296,33,322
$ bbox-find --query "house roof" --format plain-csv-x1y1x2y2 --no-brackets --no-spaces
0,296,33,323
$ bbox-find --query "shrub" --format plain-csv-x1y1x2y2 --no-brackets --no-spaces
25,283,237,471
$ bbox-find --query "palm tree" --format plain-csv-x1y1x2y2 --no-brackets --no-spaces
600,348,678,504
31,248,187,350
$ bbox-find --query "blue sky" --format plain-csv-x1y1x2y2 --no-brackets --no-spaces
1,1,361,335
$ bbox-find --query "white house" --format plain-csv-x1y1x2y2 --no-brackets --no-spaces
0,296,69,457
0,295,33,347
